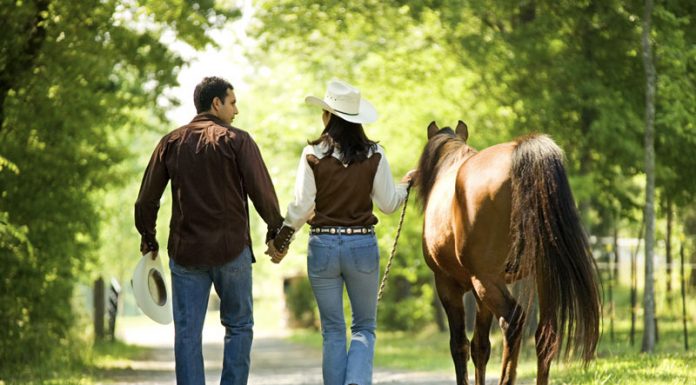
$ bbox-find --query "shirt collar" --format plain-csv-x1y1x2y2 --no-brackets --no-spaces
190,113,229,127
311,142,376,168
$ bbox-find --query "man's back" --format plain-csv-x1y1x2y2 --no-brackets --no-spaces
135,113,283,267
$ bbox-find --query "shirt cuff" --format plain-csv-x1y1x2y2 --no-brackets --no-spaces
140,233,159,254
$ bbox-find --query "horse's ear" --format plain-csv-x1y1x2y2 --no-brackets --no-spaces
427,121,439,139
455,120,468,141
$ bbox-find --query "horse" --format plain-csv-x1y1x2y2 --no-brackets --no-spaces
414,121,601,385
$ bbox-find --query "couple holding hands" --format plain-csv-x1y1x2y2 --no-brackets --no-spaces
134,76,413,385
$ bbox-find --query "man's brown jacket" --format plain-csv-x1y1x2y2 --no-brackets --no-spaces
135,114,283,266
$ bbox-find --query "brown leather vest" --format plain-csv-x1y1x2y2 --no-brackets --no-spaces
307,153,382,227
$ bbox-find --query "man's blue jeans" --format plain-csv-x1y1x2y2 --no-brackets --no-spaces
169,247,253,385
307,233,380,385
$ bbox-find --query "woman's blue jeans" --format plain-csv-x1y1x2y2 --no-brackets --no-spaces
169,247,253,385
307,233,380,385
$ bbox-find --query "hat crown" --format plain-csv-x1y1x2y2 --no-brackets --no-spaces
324,80,360,115
305,78,377,124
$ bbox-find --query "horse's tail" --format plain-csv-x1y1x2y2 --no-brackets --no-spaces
509,134,601,365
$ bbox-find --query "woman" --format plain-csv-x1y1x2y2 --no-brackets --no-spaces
268,79,412,385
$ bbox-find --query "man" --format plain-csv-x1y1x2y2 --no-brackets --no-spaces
134,76,283,385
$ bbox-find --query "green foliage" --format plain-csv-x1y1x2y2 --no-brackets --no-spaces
375,206,437,331
248,0,696,332
0,0,236,378
284,275,319,329
1,0,694,377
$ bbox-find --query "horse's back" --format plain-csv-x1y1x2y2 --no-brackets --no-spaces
460,142,516,200
453,142,517,275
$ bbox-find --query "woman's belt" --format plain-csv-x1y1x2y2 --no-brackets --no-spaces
310,226,374,235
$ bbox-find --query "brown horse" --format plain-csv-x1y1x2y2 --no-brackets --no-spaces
415,121,601,385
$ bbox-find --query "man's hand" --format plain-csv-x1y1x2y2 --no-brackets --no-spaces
265,240,287,264
140,235,159,258
265,225,294,264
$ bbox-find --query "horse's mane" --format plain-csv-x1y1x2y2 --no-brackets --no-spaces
415,128,475,206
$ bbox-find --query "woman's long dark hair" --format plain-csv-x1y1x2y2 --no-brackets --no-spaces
308,113,378,165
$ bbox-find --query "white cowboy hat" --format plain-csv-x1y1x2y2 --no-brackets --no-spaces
131,252,172,324
305,79,378,124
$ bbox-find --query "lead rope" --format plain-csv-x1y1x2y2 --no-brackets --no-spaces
377,183,412,302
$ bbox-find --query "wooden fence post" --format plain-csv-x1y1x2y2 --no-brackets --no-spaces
680,241,689,351
107,278,121,341
94,277,105,341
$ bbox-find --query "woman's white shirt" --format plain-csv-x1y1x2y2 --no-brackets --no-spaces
282,143,408,230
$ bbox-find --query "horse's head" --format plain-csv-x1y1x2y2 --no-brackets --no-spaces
415,120,475,206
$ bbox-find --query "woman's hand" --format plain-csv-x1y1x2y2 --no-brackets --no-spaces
265,240,287,264
401,169,417,185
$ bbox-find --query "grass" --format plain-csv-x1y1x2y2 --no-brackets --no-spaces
90,339,150,368
0,339,148,385
287,281,696,385
290,326,695,384
0,295,284,385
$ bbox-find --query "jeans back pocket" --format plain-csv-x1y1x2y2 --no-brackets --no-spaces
308,238,333,273
350,242,379,274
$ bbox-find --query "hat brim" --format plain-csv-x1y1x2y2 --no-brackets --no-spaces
131,252,173,325
305,96,378,124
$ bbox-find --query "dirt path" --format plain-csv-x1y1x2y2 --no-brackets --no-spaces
98,318,495,385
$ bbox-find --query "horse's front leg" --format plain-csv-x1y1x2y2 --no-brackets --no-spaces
435,273,470,385
471,293,493,385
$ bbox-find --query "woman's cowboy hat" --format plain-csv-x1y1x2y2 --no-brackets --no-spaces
305,79,378,124
130,252,172,324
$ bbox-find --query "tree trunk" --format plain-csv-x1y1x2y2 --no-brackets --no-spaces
641,0,657,354
608,226,619,342
631,218,644,346
690,248,696,289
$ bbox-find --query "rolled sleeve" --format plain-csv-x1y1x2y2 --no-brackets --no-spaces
283,146,317,230
371,146,408,214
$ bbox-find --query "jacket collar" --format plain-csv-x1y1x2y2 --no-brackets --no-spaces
190,113,230,128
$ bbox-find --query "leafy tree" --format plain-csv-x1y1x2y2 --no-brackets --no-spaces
0,0,235,375
250,0,696,335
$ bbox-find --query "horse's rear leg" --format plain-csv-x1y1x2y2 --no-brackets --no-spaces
435,274,470,385
471,277,525,385
471,293,493,385
535,292,557,385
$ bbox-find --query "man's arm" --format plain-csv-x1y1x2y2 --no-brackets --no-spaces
134,138,170,255
236,133,284,242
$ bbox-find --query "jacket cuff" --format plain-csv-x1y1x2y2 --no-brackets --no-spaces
265,223,282,244
140,233,159,254
272,225,295,253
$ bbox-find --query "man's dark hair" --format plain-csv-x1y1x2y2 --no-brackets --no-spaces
308,114,378,165
193,76,234,113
